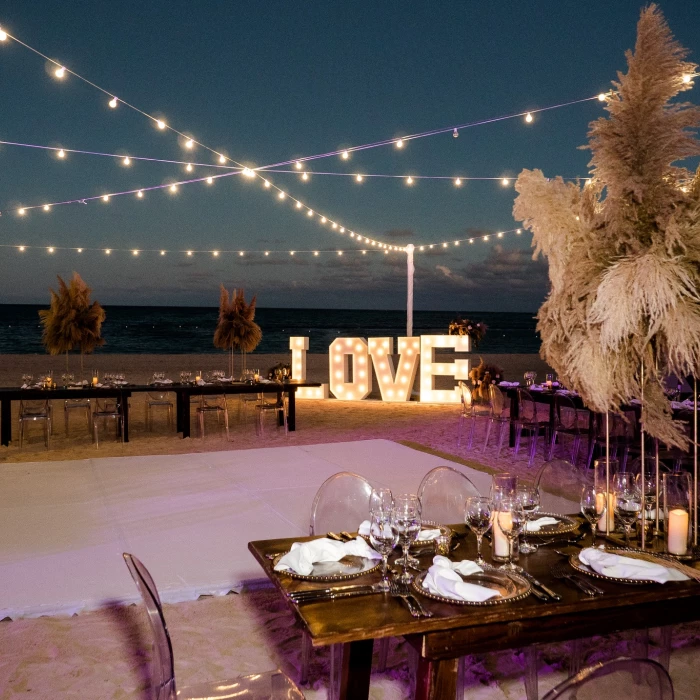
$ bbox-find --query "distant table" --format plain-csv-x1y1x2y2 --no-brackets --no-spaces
0,380,321,446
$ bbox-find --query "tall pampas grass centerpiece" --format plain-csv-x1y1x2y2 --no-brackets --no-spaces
213,286,262,377
513,4,700,450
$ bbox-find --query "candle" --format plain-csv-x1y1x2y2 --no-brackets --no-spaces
92,376,98,386
597,492,615,532
195,372,202,382
493,511,512,558
667,508,689,555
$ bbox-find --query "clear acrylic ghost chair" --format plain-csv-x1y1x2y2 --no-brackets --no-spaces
541,657,673,700
534,458,588,514
19,399,51,449
122,553,304,700
305,472,376,697
417,466,480,524
64,398,92,436
514,388,550,467
484,384,510,454
92,398,123,448
256,393,288,436
547,394,586,464
146,392,174,431
196,394,230,440
456,381,491,450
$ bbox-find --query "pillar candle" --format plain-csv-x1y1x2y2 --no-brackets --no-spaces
597,492,615,532
92,376,98,386
667,509,689,556
493,511,512,558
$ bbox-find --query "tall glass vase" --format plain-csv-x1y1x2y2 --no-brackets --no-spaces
490,473,519,563
663,473,692,557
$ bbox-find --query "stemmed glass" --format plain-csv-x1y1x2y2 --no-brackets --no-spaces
22,373,33,387
368,492,398,592
523,371,537,387
464,496,493,566
517,484,540,554
369,488,394,516
394,494,422,583
580,484,606,544
613,473,642,545
494,498,525,571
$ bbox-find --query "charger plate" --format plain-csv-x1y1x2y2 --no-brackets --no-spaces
273,551,381,582
411,569,530,606
526,512,578,536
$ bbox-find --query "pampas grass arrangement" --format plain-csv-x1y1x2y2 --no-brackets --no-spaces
39,272,106,371
513,5,700,448
213,286,262,377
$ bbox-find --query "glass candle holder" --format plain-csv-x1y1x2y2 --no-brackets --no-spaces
594,457,619,532
663,473,691,556
490,473,519,563
434,533,451,556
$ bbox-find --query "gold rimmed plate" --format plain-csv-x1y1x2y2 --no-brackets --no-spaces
526,512,578,537
569,547,700,585
272,552,381,582
360,520,451,550
411,569,530,606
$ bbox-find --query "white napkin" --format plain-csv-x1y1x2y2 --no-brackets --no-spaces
273,536,381,576
530,385,544,391
525,516,560,532
499,381,520,387
259,378,274,384
557,389,578,397
578,547,689,583
196,379,211,386
423,556,499,602
153,379,173,385
416,528,443,541
358,520,371,536
220,377,233,382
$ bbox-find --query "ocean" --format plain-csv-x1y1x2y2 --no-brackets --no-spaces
0,305,540,354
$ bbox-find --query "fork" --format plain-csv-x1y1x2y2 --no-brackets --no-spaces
389,579,422,617
395,579,433,617
550,563,600,596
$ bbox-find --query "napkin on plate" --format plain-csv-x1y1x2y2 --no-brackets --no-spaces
525,516,560,532
423,556,499,602
153,379,173,385
195,379,211,386
416,528,443,541
498,381,520,387
259,378,274,384
529,385,544,392
358,520,371,536
273,536,381,576
578,547,689,583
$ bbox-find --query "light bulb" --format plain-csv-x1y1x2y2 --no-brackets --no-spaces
295,161,302,170
18,246,25,251
160,250,166,255
239,251,244,256
213,251,219,256
340,227,345,233
170,184,178,192
341,150,349,160
302,172,309,181
43,204,50,211
454,178,462,186
419,246,424,251
454,241,460,246
105,249,111,255
278,191,285,199
313,251,319,256
585,178,592,186
384,250,389,254
296,201,303,209
185,139,194,149
442,242,448,247
137,190,144,198
307,209,313,217
597,93,607,101
469,238,474,244
186,163,193,172
497,232,503,238
58,149,65,158
132,249,139,256
290,251,295,256
0,28,7,41
102,195,109,202
406,176,414,185
525,112,533,123
157,120,166,130
18,208,25,216
501,178,509,186
395,139,404,148
337,251,343,256
682,73,692,84
321,216,327,223
47,247,55,253
109,96,118,108
123,156,131,166
77,248,83,253
264,251,269,256
332,222,337,229
483,235,489,241
218,154,226,164
361,250,366,255
356,174,363,182
263,180,270,188
453,128,458,138
187,250,193,256
206,177,213,184
429,244,434,249
242,167,255,178
516,228,522,234
55,66,66,78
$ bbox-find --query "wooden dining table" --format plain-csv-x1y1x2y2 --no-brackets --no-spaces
249,525,700,700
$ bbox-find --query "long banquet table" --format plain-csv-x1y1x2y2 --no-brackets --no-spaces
0,379,321,446
249,525,700,700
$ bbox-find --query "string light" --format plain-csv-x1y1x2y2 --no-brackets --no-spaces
102,195,109,202
278,191,286,199
295,201,302,209
406,176,414,185
169,184,177,193
213,250,219,256
242,167,256,178
18,246,25,251
47,247,54,253
18,208,25,216
598,93,607,101
57,149,65,158
454,178,462,186
307,209,313,217
77,248,83,253
157,120,166,130
186,163,193,172
160,250,166,255
43,204,50,211
263,180,270,188
395,139,404,149
295,161,302,170
0,28,7,41
341,150,349,160
105,249,111,255
187,250,193,256
206,176,213,184
122,156,131,166
301,171,309,181
185,139,194,149
132,249,139,256
54,66,66,79
501,178,510,186
356,174,363,182
453,128,459,138
109,96,118,108
137,190,144,198
525,112,533,123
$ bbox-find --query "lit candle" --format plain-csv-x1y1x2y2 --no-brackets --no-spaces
92,375,98,386
597,492,615,532
667,509,689,556
195,372,201,382
493,511,512,558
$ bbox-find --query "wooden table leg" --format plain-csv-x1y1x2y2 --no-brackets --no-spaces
415,655,459,700
122,392,130,443
338,639,373,700
176,390,184,433
180,390,191,439
1,397,11,446
288,389,297,431
509,392,519,447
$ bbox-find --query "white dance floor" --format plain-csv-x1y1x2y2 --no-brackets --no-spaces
0,439,500,620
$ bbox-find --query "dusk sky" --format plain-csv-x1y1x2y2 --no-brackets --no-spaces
0,1,697,311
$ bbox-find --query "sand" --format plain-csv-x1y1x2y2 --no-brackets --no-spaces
1,352,698,698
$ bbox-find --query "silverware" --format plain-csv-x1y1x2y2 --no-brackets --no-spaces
396,580,433,617
326,532,346,542
289,583,383,603
537,537,584,548
510,565,561,601
340,531,355,541
550,563,602,596
389,579,422,617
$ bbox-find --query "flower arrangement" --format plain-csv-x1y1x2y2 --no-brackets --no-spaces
448,317,487,348
469,358,505,400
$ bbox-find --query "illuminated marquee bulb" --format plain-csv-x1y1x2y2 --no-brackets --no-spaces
395,139,404,148
109,96,118,108
525,112,533,123
454,178,462,186
185,139,194,149
58,149,65,158
356,174,363,182
55,66,66,78
157,119,166,130
123,156,131,166
186,163,193,172
341,150,349,160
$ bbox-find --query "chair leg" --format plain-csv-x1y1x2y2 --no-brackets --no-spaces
93,419,99,448
457,414,464,448
528,427,539,468
456,655,466,699
199,411,205,438
483,419,493,451
64,407,69,437
514,425,523,454
523,646,538,700
376,637,389,673
19,419,23,450
496,422,507,457
658,625,673,671
300,631,312,685
328,643,342,700
223,406,230,440
467,417,477,450
569,637,584,677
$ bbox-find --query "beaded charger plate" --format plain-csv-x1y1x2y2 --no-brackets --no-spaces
272,552,381,582
411,569,531,606
360,520,451,549
569,547,700,585
526,512,578,536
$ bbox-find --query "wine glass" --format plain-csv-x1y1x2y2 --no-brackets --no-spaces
613,473,642,545
369,488,393,516
494,499,525,570
517,484,540,554
580,484,606,543
464,496,493,566
394,494,422,583
369,508,399,591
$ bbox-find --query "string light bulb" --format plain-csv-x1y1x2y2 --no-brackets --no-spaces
185,139,194,149
597,93,607,101
264,251,269,256
341,150,349,160
302,172,309,181
186,250,193,256
170,184,177,193
160,250,166,256
105,249,111,255
321,216,327,223
58,149,65,158
295,161,302,170
296,201,302,209
454,178,462,186
213,250,219,257
501,178,510,186
123,156,131,166
406,176,414,185
263,180,270,188
47,247,55,253
238,251,244,256
18,246,25,252
313,251,319,256
54,66,66,79
156,119,166,130
132,249,139,256
109,96,118,108
0,28,7,41
242,167,255,178
76,248,83,253
453,128,459,138
525,112,533,123
102,195,109,202
356,174,363,182
307,209,313,217
332,223,337,229
137,190,144,198
682,73,692,84
218,154,226,164
18,208,25,216
43,204,50,211
395,139,404,149
278,191,286,199
206,176,213,184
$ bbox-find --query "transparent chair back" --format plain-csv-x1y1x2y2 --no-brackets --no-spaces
458,381,473,414
535,459,588,513
123,553,177,700
517,388,540,423
554,394,579,430
489,383,507,418
95,399,120,414
20,399,49,415
309,471,373,535
541,657,674,700
417,466,480,524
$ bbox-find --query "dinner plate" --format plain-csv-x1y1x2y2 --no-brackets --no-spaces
568,547,699,585
272,552,381,582
411,568,530,606
526,512,578,536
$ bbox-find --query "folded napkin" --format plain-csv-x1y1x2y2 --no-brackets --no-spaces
525,516,560,532
578,547,689,583
153,379,173,385
259,378,274,384
358,520,371,536
416,528,443,541
196,379,211,386
557,389,578,397
274,536,381,576
70,380,88,386
423,556,499,602
529,385,544,391
499,381,520,387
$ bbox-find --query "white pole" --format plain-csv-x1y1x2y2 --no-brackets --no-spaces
406,244,415,337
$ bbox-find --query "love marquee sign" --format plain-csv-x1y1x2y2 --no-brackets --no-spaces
289,335,472,404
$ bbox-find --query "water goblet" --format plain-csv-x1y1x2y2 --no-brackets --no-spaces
517,484,540,554
369,488,394,517
613,473,642,546
394,494,422,582
369,509,399,591
494,499,525,571
464,496,493,566
580,484,606,544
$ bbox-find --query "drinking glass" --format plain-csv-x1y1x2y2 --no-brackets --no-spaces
464,496,493,566
613,473,642,545
369,509,399,591
494,498,525,570
580,484,606,543
21,373,33,387
523,371,536,387
369,488,394,517
517,484,540,554
394,494,422,582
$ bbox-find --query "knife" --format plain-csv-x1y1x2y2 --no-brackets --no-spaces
512,566,562,601
289,584,383,602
